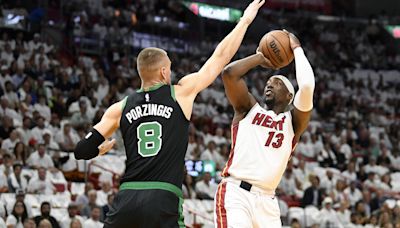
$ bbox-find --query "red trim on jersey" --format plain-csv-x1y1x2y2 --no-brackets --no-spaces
215,182,228,228
222,124,239,177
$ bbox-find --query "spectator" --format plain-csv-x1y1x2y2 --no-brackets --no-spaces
38,219,52,228
0,166,8,193
6,201,28,228
344,181,363,207
101,194,114,222
33,202,60,228
83,206,103,228
12,142,28,166
296,135,315,159
336,200,351,227
301,175,322,208
1,130,20,154
0,116,15,140
361,190,373,217
31,116,46,143
8,164,28,192
55,122,79,152
69,218,82,228
200,141,223,167
342,161,357,183
293,160,311,190
41,130,59,153
390,150,400,171
70,100,92,128
26,144,54,169
3,81,19,109
279,169,298,197
23,218,36,228
96,181,113,207
0,153,13,175
195,172,217,200
5,189,33,218
34,96,51,122
28,33,43,53
81,190,100,219
363,172,380,189
319,197,341,227
75,182,94,209
16,117,33,145
60,203,84,228
27,167,55,194
211,128,227,146
354,201,369,224
1,44,14,67
320,170,337,191
0,169,8,193
182,174,196,199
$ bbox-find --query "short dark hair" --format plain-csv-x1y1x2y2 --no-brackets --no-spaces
41,201,51,208
13,163,22,169
91,205,101,211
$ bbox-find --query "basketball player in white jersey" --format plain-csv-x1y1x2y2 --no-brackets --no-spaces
214,31,315,227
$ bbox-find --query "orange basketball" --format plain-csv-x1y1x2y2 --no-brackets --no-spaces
259,30,294,69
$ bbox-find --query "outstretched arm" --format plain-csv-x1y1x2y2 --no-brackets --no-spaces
174,0,265,119
286,31,315,139
222,52,275,124
74,100,123,160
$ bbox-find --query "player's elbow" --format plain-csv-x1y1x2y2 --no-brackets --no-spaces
74,139,99,160
221,66,234,80
74,141,88,160
299,76,315,94
300,83,315,95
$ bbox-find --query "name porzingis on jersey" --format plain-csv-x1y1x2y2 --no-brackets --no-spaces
125,104,173,123
252,113,286,131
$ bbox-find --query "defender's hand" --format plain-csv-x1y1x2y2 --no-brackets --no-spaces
283,29,301,50
241,0,266,25
256,48,278,69
98,139,116,155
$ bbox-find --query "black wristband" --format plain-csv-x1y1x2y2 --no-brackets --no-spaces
74,128,105,160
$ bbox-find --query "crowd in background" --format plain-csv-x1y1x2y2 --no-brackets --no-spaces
0,0,399,227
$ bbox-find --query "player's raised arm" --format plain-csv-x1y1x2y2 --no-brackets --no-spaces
285,31,315,138
221,52,275,117
74,100,123,160
175,0,265,98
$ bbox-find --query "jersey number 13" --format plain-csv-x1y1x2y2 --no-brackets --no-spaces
265,131,284,148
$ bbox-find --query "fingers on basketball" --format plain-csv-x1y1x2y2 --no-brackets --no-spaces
259,30,294,69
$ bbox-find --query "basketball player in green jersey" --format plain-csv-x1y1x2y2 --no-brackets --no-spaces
74,1,265,227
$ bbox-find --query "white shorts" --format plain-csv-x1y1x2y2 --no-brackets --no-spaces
214,179,282,228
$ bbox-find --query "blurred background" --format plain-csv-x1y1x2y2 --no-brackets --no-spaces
0,0,399,227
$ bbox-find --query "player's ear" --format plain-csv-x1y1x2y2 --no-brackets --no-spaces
288,93,293,102
160,67,167,80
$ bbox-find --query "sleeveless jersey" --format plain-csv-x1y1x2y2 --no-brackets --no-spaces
119,84,189,188
222,103,297,192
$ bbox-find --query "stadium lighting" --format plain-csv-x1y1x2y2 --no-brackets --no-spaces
385,25,400,39
182,1,243,22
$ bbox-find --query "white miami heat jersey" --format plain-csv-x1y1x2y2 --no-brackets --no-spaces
222,103,296,192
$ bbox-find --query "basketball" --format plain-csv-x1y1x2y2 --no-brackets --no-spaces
258,30,294,68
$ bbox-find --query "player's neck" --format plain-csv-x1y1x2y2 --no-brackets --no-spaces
140,80,167,91
267,103,287,114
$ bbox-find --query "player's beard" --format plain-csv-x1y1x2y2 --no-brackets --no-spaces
264,96,275,108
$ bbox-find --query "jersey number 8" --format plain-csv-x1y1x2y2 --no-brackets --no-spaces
137,122,162,157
